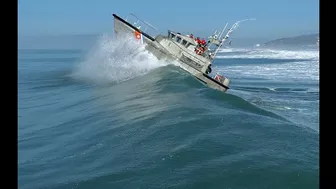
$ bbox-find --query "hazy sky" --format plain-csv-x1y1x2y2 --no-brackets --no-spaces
18,0,319,39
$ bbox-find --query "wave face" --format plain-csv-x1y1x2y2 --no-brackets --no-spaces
18,34,319,189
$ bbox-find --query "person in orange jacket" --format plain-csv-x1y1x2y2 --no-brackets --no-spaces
196,37,201,44
201,39,206,46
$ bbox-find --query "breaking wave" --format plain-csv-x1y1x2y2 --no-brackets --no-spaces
218,60,319,82
71,34,168,84
214,47,319,82
216,48,319,61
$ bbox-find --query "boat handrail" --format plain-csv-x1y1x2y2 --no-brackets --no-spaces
125,13,159,33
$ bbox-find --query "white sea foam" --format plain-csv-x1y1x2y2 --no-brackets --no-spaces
72,34,168,84
216,48,319,61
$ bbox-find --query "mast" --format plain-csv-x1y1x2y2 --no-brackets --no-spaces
212,18,255,58
207,24,228,51
218,23,228,40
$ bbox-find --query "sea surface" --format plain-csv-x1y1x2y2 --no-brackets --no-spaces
18,34,319,189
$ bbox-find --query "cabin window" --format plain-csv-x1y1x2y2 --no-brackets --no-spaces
171,33,176,40
182,40,188,46
187,44,195,51
176,36,182,43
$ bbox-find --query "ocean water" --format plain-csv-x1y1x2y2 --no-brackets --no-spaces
18,34,319,189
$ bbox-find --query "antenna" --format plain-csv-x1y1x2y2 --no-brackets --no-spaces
212,18,256,58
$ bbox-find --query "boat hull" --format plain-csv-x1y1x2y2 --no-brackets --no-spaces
112,14,230,93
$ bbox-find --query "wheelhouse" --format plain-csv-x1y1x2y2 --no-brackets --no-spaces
167,30,199,51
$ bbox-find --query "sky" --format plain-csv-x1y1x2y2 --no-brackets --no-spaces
18,0,319,40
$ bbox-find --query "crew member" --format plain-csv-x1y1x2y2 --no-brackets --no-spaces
196,37,201,44
201,39,206,46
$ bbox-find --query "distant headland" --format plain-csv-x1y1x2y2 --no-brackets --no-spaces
264,33,319,46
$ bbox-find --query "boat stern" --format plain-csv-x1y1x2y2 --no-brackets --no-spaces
221,76,230,88
214,73,230,86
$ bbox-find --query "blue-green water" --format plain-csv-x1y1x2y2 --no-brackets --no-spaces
18,35,319,189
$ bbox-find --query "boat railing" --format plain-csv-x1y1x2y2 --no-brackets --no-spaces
125,13,159,37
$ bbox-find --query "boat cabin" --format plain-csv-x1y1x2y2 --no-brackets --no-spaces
167,31,198,50
167,30,212,59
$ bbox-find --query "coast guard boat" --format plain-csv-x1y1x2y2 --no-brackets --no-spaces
112,13,254,93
